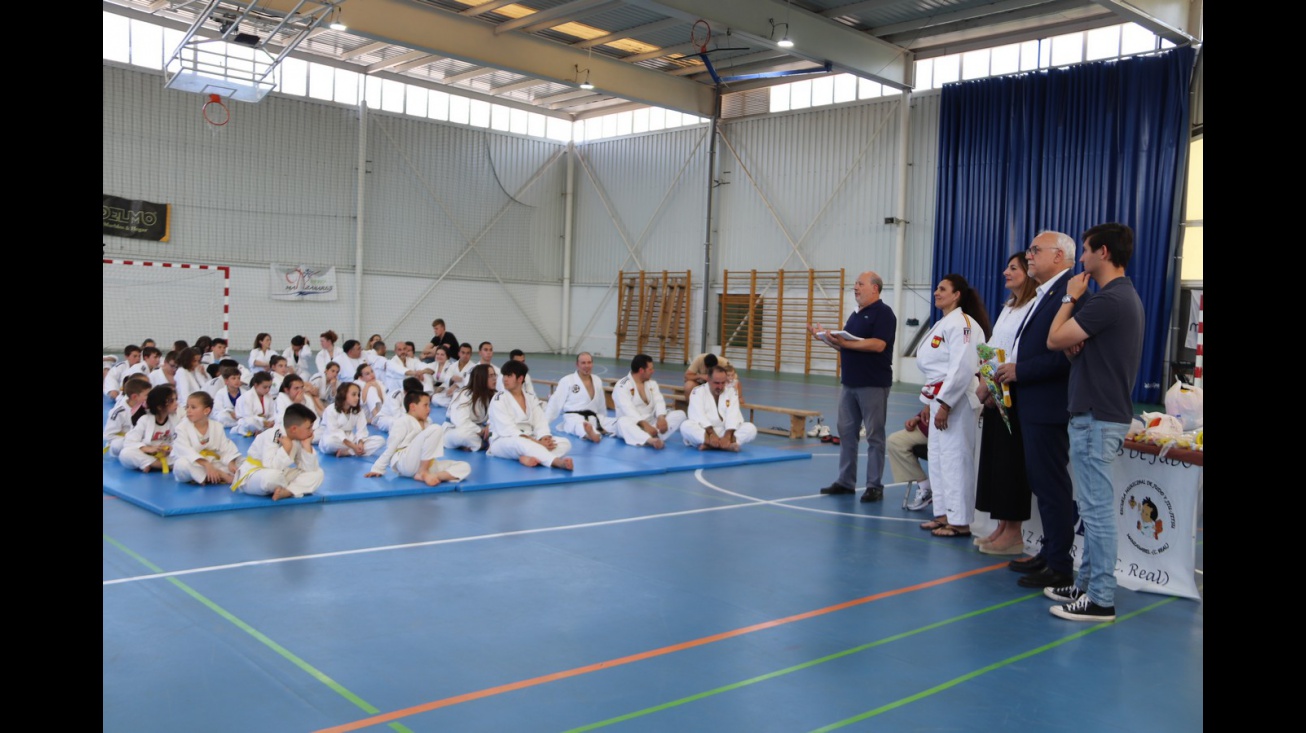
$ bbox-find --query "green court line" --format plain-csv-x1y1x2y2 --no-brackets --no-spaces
561,593,1043,733
103,534,414,733
807,595,1181,732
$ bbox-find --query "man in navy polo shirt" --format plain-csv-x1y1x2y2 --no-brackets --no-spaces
808,271,897,502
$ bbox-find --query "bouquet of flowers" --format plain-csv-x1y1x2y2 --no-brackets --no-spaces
976,343,1012,433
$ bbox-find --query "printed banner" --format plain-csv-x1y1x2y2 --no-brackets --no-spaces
1010,447,1201,600
270,264,338,300
103,194,171,242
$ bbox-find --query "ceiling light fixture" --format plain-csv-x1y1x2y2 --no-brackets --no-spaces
769,19,793,48
327,3,347,31
575,63,594,90
773,0,795,48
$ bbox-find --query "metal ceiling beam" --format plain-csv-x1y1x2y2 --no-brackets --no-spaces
366,49,432,73
668,50,787,76
442,66,496,84
535,88,599,104
494,0,618,35
459,0,516,18
389,53,441,73
629,0,913,89
257,0,715,115
339,39,389,60
621,41,699,64
820,0,901,20
879,0,1097,47
1092,0,1199,43
574,18,680,48
490,77,550,95
908,10,1119,59
870,0,1076,36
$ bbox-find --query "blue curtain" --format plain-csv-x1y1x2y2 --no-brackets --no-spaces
932,47,1195,405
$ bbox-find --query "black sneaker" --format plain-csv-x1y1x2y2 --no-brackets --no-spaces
1043,585,1084,603
1050,595,1116,622
819,484,856,495
860,487,883,502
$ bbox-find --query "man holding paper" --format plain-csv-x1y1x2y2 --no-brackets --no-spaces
807,271,897,502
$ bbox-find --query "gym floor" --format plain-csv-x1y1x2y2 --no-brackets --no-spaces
102,354,1203,732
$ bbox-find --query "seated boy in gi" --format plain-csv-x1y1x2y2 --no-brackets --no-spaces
366,391,472,487
233,404,324,501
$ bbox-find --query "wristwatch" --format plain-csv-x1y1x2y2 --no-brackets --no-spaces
1061,294,1077,304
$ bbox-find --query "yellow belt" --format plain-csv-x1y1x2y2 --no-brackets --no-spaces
159,449,170,474
231,457,264,492
102,432,126,454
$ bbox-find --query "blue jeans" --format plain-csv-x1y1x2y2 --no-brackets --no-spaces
836,385,889,490
1068,413,1128,607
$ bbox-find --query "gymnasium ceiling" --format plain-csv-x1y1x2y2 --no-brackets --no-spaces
105,0,1202,120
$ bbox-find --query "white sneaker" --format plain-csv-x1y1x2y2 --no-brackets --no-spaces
859,426,867,439
905,484,933,511
816,425,831,438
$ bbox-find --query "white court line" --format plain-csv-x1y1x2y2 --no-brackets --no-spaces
693,470,920,524
105,501,764,587
105,471,916,587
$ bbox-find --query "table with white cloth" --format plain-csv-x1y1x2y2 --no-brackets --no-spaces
973,440,1202,600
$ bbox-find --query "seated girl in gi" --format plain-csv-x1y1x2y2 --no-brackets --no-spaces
172,390,243,485
274,373,322,437
120,385,180,473
310,361,341,406
233,404,324,501
320,381,385,458
444,363,497,452
234,371,277,437
366,391,472,487
354,362,388,428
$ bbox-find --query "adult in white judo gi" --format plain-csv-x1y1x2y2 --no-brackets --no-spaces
680,366,757,451
543,352,615,443
487,359,573,469
915,274,992,538
612,354,686,449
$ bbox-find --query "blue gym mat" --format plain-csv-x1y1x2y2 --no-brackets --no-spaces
103,403,811,515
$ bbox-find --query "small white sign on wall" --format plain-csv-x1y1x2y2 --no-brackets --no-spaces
270,264,337,301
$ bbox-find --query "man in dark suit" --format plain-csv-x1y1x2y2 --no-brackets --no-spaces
995,231,1077,589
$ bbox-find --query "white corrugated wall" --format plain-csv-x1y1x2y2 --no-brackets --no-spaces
104,62,947,366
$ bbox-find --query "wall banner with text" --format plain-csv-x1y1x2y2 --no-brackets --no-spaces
103,194,171,241
270,264,338,301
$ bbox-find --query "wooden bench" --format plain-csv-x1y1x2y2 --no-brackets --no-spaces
741,403,823,439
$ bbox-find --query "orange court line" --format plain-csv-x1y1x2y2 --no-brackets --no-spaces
315,562,1008,733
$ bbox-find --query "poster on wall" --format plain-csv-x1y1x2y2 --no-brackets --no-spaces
103,194,171,242
270,264,338,301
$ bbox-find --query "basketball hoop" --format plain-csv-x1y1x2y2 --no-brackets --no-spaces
690,19,712,54
202,93,230,127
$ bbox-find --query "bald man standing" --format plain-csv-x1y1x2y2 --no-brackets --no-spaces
808,271,897,502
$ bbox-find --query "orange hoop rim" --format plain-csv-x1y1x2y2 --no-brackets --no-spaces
690,19,711,54
202,94,230,127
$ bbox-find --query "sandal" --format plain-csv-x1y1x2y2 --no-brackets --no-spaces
932,525,972,538
920,518,948,531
